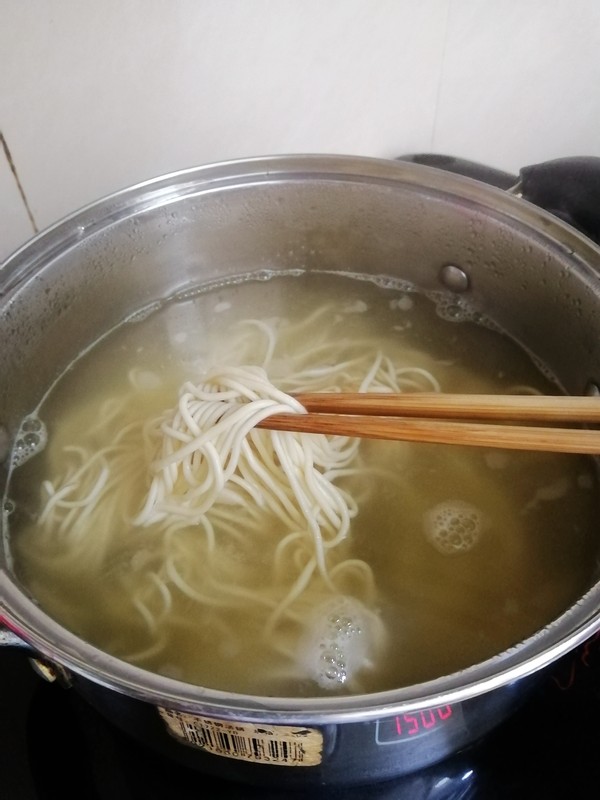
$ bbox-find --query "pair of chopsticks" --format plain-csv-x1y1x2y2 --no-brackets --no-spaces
256,393,600,454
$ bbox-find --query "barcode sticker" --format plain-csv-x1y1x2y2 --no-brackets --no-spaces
158,707,323,767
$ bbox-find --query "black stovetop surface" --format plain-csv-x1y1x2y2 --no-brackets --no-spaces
1,634,599,800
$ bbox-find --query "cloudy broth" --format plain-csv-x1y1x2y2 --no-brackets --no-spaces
7,273,600,696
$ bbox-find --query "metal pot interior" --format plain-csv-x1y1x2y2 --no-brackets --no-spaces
2,154,600,717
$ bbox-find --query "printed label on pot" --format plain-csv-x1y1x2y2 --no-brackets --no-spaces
158,707,323,767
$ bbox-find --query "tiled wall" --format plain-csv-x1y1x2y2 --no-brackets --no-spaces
1,0,599,262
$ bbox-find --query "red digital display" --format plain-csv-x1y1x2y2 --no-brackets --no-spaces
376,704,459,745
395,705,453,737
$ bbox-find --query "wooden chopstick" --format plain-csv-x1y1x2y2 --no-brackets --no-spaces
293,392,600,422
255,393,600,454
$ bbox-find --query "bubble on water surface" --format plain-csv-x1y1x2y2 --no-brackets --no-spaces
11,415,47,468
298,596,381,690
423,499,484,555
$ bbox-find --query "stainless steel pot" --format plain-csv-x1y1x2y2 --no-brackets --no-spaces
2,154,600,787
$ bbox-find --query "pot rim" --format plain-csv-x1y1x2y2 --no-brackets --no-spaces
3,153,600,281
3,578,600,723
3,153,600,724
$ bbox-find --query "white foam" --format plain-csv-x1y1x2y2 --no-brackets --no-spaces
130,369,162,390
390,295,414,311
522,477,570,513
11,415,47,468
298,596,380,691
342,300,368,314
484,451,510,470
423,499,484,556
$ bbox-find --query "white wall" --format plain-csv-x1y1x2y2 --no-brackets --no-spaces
1,0,599,262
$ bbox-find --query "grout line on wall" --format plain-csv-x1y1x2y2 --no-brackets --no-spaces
0,132,39,233
429,0,452,153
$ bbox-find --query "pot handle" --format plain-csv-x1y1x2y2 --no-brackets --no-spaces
396,153,517,190
513,156,600,246
397,153,600,246
1,620,71,683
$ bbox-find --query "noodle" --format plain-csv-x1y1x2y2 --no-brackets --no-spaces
18,309,439,692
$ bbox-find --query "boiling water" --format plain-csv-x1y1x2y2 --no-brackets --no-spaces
7,273,600,696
